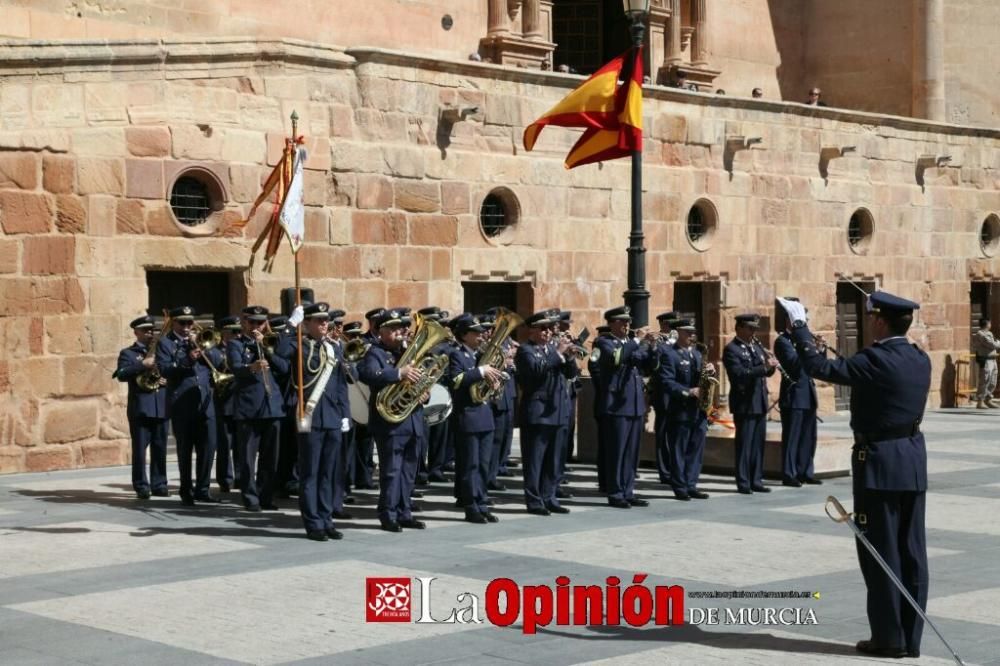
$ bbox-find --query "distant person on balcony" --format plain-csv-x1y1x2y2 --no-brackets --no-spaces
751,87,763,99
972,318,1000,408
669,70,697,91
806,87,827,106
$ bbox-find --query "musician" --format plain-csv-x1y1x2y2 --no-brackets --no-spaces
353,308,386,491
660,319,712,500
649,311,678,485
773,299,821,486
516,309,577,516
555,311,579,498
339,320,364,501
357,309,426,532
324,310,355,518
722,313,777,494
594,306,653,509
484,308,517,487
279,302,349,542
416,305,447,486
588,325,611,492
270,314,299,499
972,317,1000,408
446,314,505,524
778,292,929,659
214,315,242,492
115,315,169,499
228,305,288,512
155,306,223,506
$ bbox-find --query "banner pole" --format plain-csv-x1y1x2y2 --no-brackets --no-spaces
290,110,305,425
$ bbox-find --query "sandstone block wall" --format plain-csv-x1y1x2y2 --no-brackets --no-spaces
0,38,998,474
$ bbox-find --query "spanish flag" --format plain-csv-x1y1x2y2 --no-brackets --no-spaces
524,47,643,169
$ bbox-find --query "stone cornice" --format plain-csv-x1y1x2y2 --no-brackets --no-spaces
1,38,996,139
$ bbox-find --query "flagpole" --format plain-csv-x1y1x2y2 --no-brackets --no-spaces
624,14,650,328
290,110,305,426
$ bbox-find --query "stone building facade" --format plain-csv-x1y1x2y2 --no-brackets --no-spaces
0,0,998,474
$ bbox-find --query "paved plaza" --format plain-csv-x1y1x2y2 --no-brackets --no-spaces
1,411,998,665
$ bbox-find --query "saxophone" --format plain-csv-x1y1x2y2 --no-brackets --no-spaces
376,313,451,424
470,308,524,404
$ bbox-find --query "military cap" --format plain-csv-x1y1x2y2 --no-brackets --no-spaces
269,315,289,331
169,305,196,321
329,309,346,323
656,311,679,323
376,308,407,328
130,315,155,330
525,309,560,327
417,306,442,321
559,310,573,323
343,321,363,336
867,291,919,315
365,307,386,321
219,315,241,331
596,325,611,335
242,305,269,322
734,313,761,328
604,305,632,322
303,302,331,320
452,313,487,334
674,318,697,331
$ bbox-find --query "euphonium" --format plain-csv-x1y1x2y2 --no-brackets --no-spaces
470,308,524,404
698,365,720,414
376,314,451,424
136,313,171,392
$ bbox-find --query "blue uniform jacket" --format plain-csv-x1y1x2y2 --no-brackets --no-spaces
357,341,426,439
660,345,705,423
648,339,674,414
115,342,167,420
280,335,350,430
791,326,929,491
515,339,576,427
773,332,817,410
155,331,223,417
594,335,651,418
447,344,495,433
588,339,607,418
227,335,288,420
722,337,774,415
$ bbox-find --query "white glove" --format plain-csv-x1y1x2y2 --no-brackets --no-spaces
777,297,807,325
288,305,305,328
341,417,351,433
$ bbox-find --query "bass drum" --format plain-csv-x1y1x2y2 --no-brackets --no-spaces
424,383,453,426
348,379,371,425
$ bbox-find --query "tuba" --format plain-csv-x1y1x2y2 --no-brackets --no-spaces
470,308,524,404
375,313,451,424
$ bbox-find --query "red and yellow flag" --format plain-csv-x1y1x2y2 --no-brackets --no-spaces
523,47,643,169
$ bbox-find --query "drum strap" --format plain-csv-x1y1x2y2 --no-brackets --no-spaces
304,340,337,419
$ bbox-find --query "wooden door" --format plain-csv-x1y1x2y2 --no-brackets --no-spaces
835,282,865,410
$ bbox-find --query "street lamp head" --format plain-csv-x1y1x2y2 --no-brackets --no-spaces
623,0,651,18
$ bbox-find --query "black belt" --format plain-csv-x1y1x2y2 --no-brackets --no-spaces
854,423,921,446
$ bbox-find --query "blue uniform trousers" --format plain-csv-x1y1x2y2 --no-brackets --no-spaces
455,429,492,514
489,411,513,482
129,416,168,493
375,433,418,523
734,414,767,490
594,414,607,492
554,424,569,484
426,420,450,478
354,424,377,488
781,408,817,481
334,427,354,511
238,418,280,508
215,414,236,489
275,415,299,493
171,411,216,498
603,415,642,501
297,427,340,533
666,419,707,494
653,407,671,483
521,424,560,510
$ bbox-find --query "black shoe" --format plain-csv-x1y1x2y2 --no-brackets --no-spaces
325,527,344,540
306,530,329,542
244,504,261,512
497,470,514,478
689,490,710,500
485,498,495,507
801,477,823,485
484,513,499,523
355,483,378,491
180,493,195,507
428,472,448,482
751,485,772,493
332,510,353,520
527,507,551,516
399,518,426,529
152,488,170,497
608,498,631,509
855,640,906,658
411,504,423,513
628,498,649,507
505,461,519,469
260,503,279,511
659,477,672,485
674,492,691,501
443,463,456,472
195,494,220,503
738,488,753,495
782,479,803,487
380,521,403,533
906,649,920,658
547,505,570,514
415,477,429,487
487,481,507,491
344,496,356,504
136,489,151,500
218,483,231,493
560,478,570,485
410,490,424,498
465,513,488,524
555,488,574,499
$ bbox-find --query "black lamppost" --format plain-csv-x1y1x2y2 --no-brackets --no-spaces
622,0,650,327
